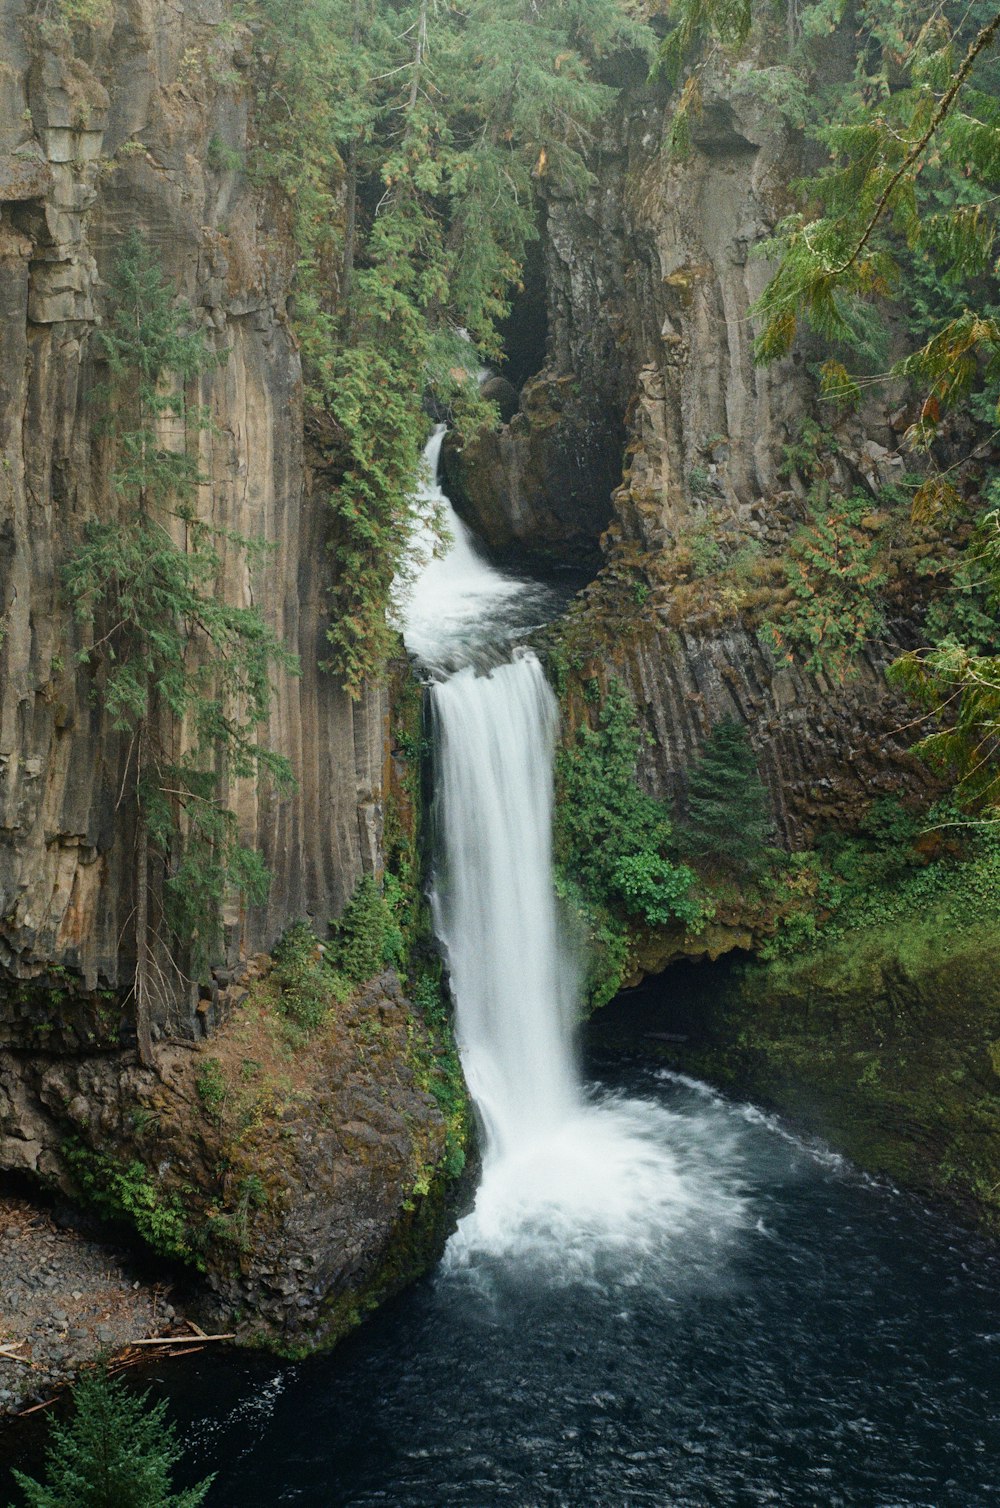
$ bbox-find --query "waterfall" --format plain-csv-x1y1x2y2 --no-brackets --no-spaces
430,655,578,1159
396,431,742,1269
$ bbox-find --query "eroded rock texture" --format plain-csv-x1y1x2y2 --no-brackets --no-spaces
459,60,934,843
0,969,454,1347
0,1,385,1032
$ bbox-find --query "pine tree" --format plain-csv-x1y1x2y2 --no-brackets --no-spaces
683,720,773,872
10,1367,213,1508
66,233,297,1059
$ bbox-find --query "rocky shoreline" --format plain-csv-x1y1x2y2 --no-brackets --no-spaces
0,1186,182,1418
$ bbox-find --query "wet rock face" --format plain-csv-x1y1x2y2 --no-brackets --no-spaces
663,923,1000,1237
0,2,386,1034
442,375,621,570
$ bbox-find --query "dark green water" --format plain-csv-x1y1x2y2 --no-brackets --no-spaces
7,1056,997,1508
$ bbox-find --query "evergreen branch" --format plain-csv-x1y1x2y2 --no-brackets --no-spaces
827,8,1000,279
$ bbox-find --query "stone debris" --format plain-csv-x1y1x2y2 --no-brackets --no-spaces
0,1190,180,1416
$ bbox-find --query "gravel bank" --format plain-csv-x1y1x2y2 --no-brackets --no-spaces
0,1188,182,1416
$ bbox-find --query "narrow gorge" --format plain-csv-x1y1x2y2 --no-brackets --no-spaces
2,0,1000,1503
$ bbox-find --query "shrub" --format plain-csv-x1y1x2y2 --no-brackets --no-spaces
62,1142,192,1264
555,680,707,930
760,483,887,678
194,1057,226,1119
271,920,346,1034
329,874,404,985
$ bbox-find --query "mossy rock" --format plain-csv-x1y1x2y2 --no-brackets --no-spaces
672,918,1000,1233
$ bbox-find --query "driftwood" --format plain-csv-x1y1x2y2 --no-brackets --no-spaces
0,1341,31,1364
130,1333,234,1346
7,1320,233,1417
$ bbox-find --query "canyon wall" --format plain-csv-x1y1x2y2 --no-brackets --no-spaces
452,60,935,847
0,0,467,1344
0,0,384,1039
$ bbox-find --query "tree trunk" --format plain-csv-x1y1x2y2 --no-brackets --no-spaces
134,721,154,1067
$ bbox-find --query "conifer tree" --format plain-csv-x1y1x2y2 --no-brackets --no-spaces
682,720,773,872
66,233,296,1060
10,1366,213,1508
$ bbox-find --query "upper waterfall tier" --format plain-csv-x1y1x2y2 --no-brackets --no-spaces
394,427,566,674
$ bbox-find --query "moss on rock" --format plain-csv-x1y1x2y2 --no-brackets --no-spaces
671,917,1000,1233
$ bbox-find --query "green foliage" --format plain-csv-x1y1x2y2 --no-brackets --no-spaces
681,519,723,577
555,680,707,930
409,972,469,1180
66,232,297,973
750,1,1000,397
777,419,839,486
657,0,752,84
759,798,1000,958
328,874,405,986
62,1141,193,1264
10,1366,213,1508
206,135,243,174
761,484,887,678
554,871,634,1011
888,483,1000,809
681,719,773,871
250,0,655,696
271,919,348,1035
194,1056,226,1119
35,0,113,34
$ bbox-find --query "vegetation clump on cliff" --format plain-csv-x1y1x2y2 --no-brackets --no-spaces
552,676,714,1006
248,0,656,696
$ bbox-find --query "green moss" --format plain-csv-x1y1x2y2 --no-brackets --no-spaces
674,915,1000,1233
408,971,471,1182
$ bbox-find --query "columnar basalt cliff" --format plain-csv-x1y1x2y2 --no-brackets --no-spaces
0,2,383,1028
0,0,463,1348
452,62,935,847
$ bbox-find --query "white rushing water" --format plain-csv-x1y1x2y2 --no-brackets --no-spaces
397,428,543,672
397,432,743,1271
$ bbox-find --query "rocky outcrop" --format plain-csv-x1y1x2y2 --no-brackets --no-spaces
642,919,1000,1237
442,374,622,570
0,1,384,1037
0,967,461,1348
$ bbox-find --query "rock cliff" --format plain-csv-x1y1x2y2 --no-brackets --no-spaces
0,0,463,1350
454,60,936,846
0,1,384,1030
